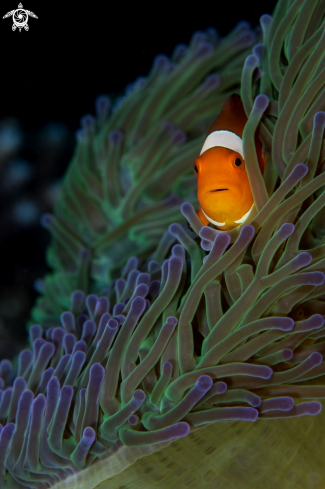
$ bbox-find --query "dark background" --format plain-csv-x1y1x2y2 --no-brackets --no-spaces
0,0,278,359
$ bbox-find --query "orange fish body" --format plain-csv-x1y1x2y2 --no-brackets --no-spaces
194,94,266,231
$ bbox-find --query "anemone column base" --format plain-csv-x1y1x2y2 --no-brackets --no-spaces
46,402,325,489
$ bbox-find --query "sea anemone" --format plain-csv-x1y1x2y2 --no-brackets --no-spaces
2,0,325,488
31,21,258,327
1,230,325,489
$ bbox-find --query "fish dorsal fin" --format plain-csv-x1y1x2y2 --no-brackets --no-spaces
207,94,247,138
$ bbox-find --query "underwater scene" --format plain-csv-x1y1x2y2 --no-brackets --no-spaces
1,0,325,487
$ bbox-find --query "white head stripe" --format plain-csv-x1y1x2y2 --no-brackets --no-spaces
200,130,243,157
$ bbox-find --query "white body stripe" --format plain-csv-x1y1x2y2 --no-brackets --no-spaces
234,204,254,223
201,204,254,228
200,130,243,157
201,208,225,227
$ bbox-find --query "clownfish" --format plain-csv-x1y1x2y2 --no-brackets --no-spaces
194,94,266,231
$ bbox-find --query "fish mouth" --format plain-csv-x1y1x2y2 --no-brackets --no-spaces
209,188,229,193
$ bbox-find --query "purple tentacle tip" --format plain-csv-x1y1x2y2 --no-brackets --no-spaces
95,94,110,115
213,232,231,247
181,202,194,216
128,415,138,426
60,312,75,333
163,362,173,374
166,316,178,328
279,222,295,238
304,402,322,416
260,14,272,27
40,213,53,229
168,223,179,235
194,42,213,59
133,390,146,403
261,397,295,413
254,94,269,111
239,225,255,242
310,315,324,329
257,366,273,379
244,408,259,421
293,252,312,267
174,422,191,437
310,272,325,285
293,163,309,178
282,349,294,361
280,318,295,331
203,74,221,91
253,44,263,60
201,239,213,251
130,296,146,314
216,382,228,394
108,318,119,331
277,397,295,411
90,363,105,382
80,114,96,132
108,130,124,145
308,352,323,367
154,54,169,69
171,129,187,146
314,111,325,126
82,427,96,445
199,226,214,240
169,255,183,268
196,375,213,392
245,54,258,67
79,249,91,261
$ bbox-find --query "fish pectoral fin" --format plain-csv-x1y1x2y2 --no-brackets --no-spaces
197,208,209,226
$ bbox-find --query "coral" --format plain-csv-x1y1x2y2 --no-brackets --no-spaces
1,0,325,488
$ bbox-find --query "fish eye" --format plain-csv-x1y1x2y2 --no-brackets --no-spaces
235,157,242,167
194,165,198,173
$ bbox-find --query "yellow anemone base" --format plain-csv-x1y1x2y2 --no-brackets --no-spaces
93,405,325,489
